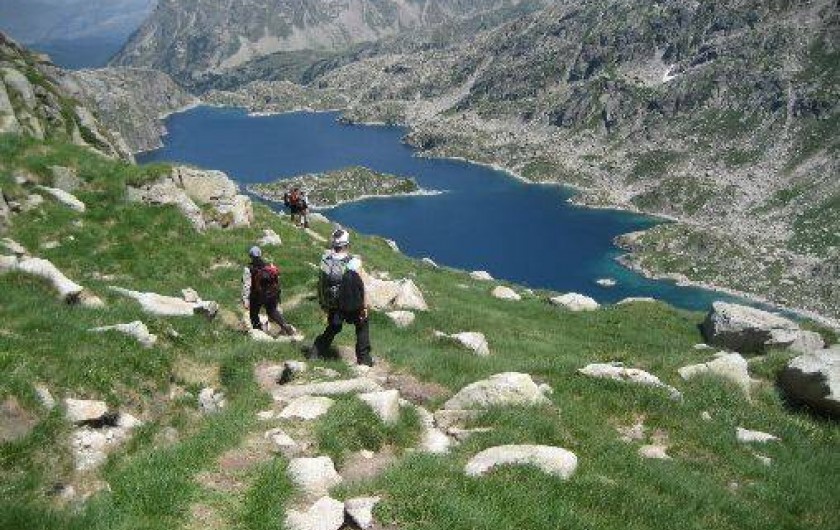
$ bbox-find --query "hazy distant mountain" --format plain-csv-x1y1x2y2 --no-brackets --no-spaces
0,0,156,44
110,0,531,89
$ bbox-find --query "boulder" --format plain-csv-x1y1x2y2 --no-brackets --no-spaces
171,166,237,205
736,427,780,444
15,257,84,302
701,302,801,354
127,181,206,231
550,293,600,311
421,257,438,268
444,373,552,410
89,321,157,348
279,396,335,420
258,228,282,246
678,352,753,396
273,378,382,400
465,445,577,480
215,194,254,228
358,390,401,424
789,331,826,354
492,286,521,301
437,331,491,357
288,456,342,497
578,363,682,400
198,387,226,414
285,496,345,530
64,398,108,424
419,426,453,454
433,409,482,430
364,276,428,311
778,346,840,417
109,286,218,318
385,310,415,328
344,496,381,530
470,270,493,281
49,166,82,192
264,428,297,452
36,186,86,212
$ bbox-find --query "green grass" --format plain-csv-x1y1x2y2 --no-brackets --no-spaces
1,135,838,530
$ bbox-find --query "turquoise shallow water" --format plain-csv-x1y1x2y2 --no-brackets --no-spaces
138,106,739,312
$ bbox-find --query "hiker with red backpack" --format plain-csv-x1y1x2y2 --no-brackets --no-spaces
283,187,308,228
242,246,297,336
303,229,373,366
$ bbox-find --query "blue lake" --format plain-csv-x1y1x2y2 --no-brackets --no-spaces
138,106,734,312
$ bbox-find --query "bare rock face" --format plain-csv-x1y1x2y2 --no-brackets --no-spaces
778,346,840,418
578,363,682,400
678,352,753,396
701,302,802,354
465,445,578,480
550,293,600,312
444,373,552,410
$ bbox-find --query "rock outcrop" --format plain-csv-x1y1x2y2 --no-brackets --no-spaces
465,445,578,480
89,321,157,348
778,346,839,418
550,293,600,312
364,276,428,311
578,363,682,400
701,302,814,354
109,286,219,318
2,255,103,307
444,373,552,410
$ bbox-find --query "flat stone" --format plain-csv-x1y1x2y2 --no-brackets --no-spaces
64,398,107,424
788,331,826,354
264,428,297,451
678,352,753,396
736,427,780,444
358,389,401,424
288,456,342,497
89,321,157,348
444,373,552,410
37,186,86,212
550,293,600,311
465,445,577,480
492,286,521,301
385,310,415,328
345,496,381,530
578,363,682,400
273,378,382,400
279,396,335,420
285,496,345,530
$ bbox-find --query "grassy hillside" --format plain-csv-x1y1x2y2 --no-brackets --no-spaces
1,134,838,530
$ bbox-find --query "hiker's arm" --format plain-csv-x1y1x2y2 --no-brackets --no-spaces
241,267,251,307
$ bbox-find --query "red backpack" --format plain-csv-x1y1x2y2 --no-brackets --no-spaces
252,263,280,298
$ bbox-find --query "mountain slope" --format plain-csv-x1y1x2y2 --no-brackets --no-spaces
110,0,535,89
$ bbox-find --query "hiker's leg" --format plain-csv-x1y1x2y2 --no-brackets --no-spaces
249,298,262,330
354,316,373,366
313,311,342,355
302,210,309,228
265,296,294,335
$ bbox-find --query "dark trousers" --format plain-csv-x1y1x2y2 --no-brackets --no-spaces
313,311,372,365
250,296,293,334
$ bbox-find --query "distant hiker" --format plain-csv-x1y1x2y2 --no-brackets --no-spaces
283,187,307,228
242,246,297,336
305,229,373,366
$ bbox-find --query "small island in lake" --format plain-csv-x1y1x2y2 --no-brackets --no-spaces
248,166,421,208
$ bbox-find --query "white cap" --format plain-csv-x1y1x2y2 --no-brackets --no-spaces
332,229,350,248
249,246,262,257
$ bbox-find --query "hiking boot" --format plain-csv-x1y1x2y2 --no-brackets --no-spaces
301,344,320,361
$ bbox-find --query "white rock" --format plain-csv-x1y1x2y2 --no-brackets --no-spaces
171,166,237,205
385,239,400,252
465,445,577,480
789,331,826,354
273,378,382,400
1,238,27,256
288,456,342,497
578,363,682,400
447,332,491,357
89,321,157,348
492,286,521,301
701,302,801,353
550,293,600,311
358,390,401,424
116,412,143,430
754,453,773,466
109,286,218,318
470,270,493,281
257,410,276,421
34,384,55,410
386,310,415,328
345,496,381,530
693,343,714,350
285,496,345,530
596,278,617,287
258,228,282,246
778,347,840,418
181,288,201,303
617,297,657,305
309,212,330,224
678,352,753,396
638,444,671,460
37,186,86,212
421,258,438,268
279,396,335,420
64,398,107,424
365,276,428,311
444,373,552,410
249,329,276,342
736,427,780,444
198,387,226,414
264,428,297,450
701,411,713,421
127,181,206,231
15,257,85,302
432,409,482,430
419,427,453,454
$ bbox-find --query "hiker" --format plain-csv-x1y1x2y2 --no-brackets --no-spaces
305,229,373,366
298,190,310,228
242,246,297,336
283,187,306,228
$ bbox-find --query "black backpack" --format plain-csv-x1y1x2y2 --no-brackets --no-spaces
320,254,351,309
337,269,365,314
